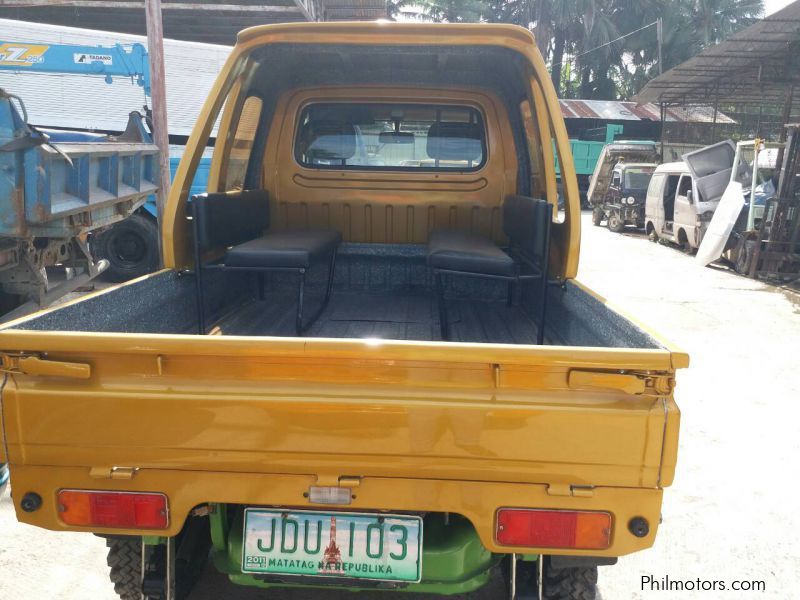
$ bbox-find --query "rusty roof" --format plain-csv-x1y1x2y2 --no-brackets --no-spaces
559,100,735,123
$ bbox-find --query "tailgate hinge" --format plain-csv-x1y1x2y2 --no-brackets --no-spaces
89,466,139,480
568,369,675,395
547,483,595,498
0,352,91,379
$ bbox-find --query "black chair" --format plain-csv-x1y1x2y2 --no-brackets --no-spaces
190,189,341,336
427,196,552,344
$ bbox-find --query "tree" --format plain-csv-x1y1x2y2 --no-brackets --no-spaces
388,0,766,100
390,0,490,22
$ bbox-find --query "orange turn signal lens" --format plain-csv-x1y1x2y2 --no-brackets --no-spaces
496,508,612,550
57,490,168,529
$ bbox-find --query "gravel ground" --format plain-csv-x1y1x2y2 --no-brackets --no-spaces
1,213,798,599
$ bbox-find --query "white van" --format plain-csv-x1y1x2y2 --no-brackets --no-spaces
645,162,719,251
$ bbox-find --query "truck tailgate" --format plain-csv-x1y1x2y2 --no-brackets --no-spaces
1,331,682,490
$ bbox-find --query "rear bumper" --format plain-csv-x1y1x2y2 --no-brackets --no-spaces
11,464,663,558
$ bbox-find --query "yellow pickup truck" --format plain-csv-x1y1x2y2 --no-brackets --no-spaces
0,22,685,600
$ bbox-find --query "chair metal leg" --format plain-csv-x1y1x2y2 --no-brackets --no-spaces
295,269,306,336
192,227,207,335
435,271,449,340
323,249,337,306
537,276,548,345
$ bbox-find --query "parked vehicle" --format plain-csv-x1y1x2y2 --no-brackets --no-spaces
588,141,659,232
645,160,719,251
692,140,780,273
92,152,212,281
555,124,623,204
0,89,157,319
604,163,657,231
0,23,686,600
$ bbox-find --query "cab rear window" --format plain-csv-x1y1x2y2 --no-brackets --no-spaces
294,103,486,171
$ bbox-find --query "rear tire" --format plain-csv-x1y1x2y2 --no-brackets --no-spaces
678,230,693,254
106,517,210,600
107,537,143,600
647,223,658,243
607,212,625,233
503,556,598,600
734,240,755,274
92,213,159,282
542,560,598,600
591,208,603,227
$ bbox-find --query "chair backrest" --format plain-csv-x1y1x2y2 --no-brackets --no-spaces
502,195,552,263
190,189,269,253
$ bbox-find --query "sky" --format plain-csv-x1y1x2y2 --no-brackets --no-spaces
764,0,796,15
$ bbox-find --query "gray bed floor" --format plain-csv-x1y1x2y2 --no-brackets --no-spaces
212,291,539,344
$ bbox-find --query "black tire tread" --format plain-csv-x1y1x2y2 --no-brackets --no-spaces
93,213,159,282
607,213,625,233
106,537,142,600
542,563,598,600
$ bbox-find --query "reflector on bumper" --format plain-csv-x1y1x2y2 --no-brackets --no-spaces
57,489,169,529
496,508,611,550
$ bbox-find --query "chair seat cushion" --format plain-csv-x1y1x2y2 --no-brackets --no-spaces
426,230,514,276
225,229,341,269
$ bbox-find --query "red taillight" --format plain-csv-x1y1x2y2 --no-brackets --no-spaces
57,490,168,529
496,509,611,550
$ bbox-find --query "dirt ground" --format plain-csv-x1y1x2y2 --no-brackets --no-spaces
1,213,798,599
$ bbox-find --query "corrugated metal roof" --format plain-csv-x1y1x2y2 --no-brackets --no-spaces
635,0,800,107
559,100,735,123
0,0,308,45
323,0,386,21
0,1,388,45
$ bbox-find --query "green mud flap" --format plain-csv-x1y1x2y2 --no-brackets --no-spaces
210,506,501,595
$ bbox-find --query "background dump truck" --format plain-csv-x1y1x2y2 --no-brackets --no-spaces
588,141,659,232
0,23,685,600
0,89,157,319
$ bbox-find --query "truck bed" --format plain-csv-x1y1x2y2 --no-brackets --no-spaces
6,244,660,349
219,292,538,343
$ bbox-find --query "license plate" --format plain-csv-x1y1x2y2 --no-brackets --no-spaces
242,509,422,582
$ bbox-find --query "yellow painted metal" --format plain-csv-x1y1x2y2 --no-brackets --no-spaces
258,87,517,245
10,464,664,557
0,353,91,379
0,23,687,558
569,370,648,395
0,318,681,548
163,22,582,279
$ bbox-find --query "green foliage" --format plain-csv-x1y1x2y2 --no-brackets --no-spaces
387,0,765,100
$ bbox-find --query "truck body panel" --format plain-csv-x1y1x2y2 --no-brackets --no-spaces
0,22,686,596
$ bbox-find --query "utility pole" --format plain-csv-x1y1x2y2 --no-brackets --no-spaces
656,17,663,75
145,0,170,265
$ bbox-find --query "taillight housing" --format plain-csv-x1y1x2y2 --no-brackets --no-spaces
57,490,169,529
496,508,612,550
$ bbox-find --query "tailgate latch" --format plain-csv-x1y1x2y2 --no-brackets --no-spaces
0,352,91,379
547,483,594,498
568,370,674,395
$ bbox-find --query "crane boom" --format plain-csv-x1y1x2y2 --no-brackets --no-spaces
0,41,150,95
